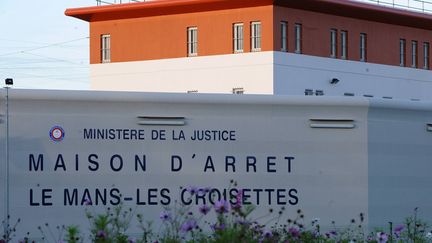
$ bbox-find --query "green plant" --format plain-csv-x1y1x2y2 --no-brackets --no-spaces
65,225,82,243
85,201,135,243
1,215,20,242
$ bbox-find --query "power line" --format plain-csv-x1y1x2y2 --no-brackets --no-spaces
0,58,88,65
11,72,90,83
0,66,89,70
0,37,89,57
0,38,48,45
21,52,88,66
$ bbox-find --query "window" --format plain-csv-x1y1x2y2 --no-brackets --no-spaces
295,24,302,53
101,34,111,63
424,42,430,70
360,33,367,62
400,39,406,66
330,29,337,58
341,31,348,59
187,27,198,56
233,23,244,53
412,40,418,68
232,88,244,94
281,21,287,51
251,22,261,51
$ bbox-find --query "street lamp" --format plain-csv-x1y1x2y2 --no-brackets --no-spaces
5,78,13,86
3,78,12,240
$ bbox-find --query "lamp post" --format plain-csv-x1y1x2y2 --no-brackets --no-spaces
3,78,12,241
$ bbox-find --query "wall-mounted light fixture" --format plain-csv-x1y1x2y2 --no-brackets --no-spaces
330,78,340,84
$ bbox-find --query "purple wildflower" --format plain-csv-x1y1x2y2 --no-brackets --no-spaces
159,211,171,221
128,237,136,243
252,224,262,234
186,186,199,195
235,219,250,225
394,225,404,238
288,227,300,238
330,230,337,235
96,230,107,239
236,190,243,204
262,229,273,238
214,200,230,214
394,225,405,232
83,198,92,206
376,232,389,243
325,230,337,238
199,204,211,215
211,223,226,231
180,219,198,233
232,191,242,211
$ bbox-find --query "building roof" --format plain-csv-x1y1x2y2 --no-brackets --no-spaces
65,0,432,30
65,0,273,22
277,0,432,30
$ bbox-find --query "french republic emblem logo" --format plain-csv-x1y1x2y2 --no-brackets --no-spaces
49,126,65,142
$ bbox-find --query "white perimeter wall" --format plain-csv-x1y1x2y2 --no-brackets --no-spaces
91,51,432,100
274,52,432,100
91,52,274,94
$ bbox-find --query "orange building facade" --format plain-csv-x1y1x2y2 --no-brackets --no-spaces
88,4,274,63
66,0,432,99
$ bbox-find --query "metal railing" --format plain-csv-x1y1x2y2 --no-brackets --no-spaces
353,0,432,14
96,0,145,6
95,0,432,14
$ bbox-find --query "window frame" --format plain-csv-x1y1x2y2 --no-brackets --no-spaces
424,42,430,70
101,34,111,63
360,33,367,62
233,23,244,53
281,21,288,52
400,39,406,66
251,21,262,52
341,30,348,59
412,40,418,68
187,27,198,57
330,29,337,58
295,23,302,54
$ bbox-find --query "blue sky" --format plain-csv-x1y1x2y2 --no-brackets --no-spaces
0,0,94,90
0,0,429,90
